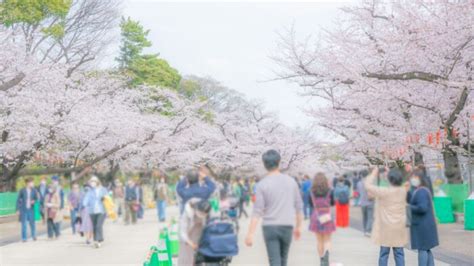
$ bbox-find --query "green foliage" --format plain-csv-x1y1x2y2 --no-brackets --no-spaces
116,17,151,69
41,22,65,39
143,89,175,116
0,0,71,26
117,17,182,89
198,108,215,123
128,54,181,89
179,79,201,98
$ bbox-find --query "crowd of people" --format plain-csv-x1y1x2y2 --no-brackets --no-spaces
15,149,440,266
15,174,151,248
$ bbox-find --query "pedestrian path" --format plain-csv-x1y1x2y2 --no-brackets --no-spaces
234,217,449,266
0,207,450,266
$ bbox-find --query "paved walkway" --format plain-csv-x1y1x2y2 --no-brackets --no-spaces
0,207,461,266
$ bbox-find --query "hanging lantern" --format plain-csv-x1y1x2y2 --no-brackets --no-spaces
436,130,441,145
428,133,433,145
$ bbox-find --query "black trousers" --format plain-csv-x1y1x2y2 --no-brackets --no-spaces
47,218,60,238
238,200,248,218
90,213,106,242
262,225,293,266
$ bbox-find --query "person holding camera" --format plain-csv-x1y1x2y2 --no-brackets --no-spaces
176,169,216,214
364,167,409,266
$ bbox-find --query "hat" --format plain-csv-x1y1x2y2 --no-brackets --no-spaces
51,175,60,181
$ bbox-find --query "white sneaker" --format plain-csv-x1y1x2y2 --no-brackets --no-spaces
94,242,99,248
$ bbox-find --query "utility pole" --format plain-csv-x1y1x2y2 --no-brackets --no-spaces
468,111,473,194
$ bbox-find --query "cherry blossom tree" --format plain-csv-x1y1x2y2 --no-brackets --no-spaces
274,0,473,183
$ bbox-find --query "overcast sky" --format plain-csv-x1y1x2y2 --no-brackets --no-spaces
122,0,356,128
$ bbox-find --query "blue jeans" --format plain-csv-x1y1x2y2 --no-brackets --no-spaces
20,208,36,241
303,195,313,219
157,200,166,221
70,209,78,234
418,249,434,266
379,246,404,266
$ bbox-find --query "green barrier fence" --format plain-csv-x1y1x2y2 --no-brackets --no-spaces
440,184,469,213
465,199,474,230
0,192,18,216
433,197,455,223
1,189,70,217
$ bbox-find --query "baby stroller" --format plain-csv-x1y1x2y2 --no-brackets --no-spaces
195,217,239,266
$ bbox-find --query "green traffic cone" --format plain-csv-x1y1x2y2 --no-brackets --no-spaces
144,246,156,266
149,246,160,266
169,219,180,257
157,230,172,266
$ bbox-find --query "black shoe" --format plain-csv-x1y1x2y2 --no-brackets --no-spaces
322,251,329,266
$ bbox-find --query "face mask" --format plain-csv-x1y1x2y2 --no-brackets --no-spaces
410,178,421,187
90,182,97,188
48,188,54,193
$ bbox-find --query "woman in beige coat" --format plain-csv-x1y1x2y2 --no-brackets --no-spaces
177,198,211,266
45,184,63,239
365,167,408,266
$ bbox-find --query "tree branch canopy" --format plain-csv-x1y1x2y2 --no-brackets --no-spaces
362,71,446,83
0,72,26,91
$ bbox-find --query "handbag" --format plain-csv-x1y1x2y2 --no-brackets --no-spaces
132,202,140,212
405,205,412,227
318,213,332,224
137,204,144,219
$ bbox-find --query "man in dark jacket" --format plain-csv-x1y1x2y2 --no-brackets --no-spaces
17,177,39,242
176,169,216,214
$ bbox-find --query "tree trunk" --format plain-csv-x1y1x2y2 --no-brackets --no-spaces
413,151,425,166
443,146,463,184
0,172,17,192
0,163,23,192
104,160,120,185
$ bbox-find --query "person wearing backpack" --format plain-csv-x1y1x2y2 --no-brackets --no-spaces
333,176,350,228
407,170,439,266
154,177,169,222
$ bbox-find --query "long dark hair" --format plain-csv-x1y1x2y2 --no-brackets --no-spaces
411,169,430,188
311,172,330,197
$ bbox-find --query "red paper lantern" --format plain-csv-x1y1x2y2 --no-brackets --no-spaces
428,133,433,145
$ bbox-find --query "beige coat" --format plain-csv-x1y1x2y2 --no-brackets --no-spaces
365,173,408,247
177,198,206,266
45,191,63,223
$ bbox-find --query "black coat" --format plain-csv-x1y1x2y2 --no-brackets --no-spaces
409,187,439,250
